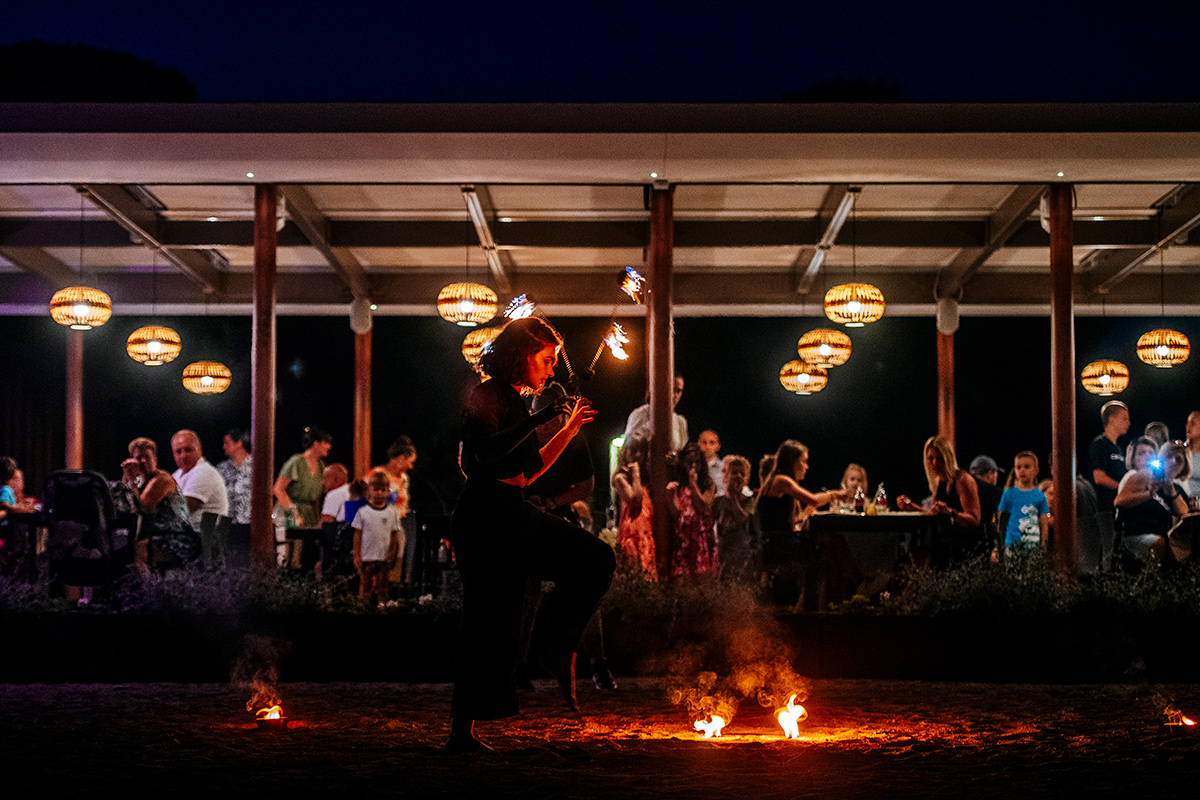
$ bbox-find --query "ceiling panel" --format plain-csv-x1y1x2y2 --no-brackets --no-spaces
307,184,468,218
857,184,1015,216
673,184,829,216
486,185,645,217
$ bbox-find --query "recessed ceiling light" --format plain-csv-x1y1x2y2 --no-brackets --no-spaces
207,216,219,222
1056,171,1064,177
246,172,255,178
499,217,512,223
650,172,658,178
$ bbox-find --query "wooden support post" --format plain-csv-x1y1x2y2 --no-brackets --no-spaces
1049,183,1078,575
250,185,278,571
936,330,955,450
647,184,675,578
354,329,372,479
65,329,84,470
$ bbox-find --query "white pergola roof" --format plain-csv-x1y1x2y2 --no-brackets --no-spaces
3,102,1199,317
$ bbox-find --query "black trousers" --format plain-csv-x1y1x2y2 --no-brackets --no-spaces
450,478,615,720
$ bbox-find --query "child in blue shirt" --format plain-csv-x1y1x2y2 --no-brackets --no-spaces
998,450,1050,550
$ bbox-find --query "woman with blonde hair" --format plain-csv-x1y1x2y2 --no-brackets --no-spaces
897,436,982,562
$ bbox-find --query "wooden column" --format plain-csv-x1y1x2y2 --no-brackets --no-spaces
250,185,278,571
354,329,372,478
936,330,955,449
65,329,84,470
647,184,675,578
1048,183,1078,575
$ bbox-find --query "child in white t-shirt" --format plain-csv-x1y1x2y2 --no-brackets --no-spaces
352,472,404,607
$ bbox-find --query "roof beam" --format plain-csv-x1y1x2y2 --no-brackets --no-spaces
1084,184,1200,295
461,185,512,292
935,183,1046,299
277,185,371,298
77,184,225,294
793,184,852,295
0,246,76,288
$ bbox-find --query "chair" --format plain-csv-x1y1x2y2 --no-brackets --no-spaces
41,469,122,590
198,512,232,567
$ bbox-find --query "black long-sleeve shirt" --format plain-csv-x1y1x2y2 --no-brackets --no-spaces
460,379,544,482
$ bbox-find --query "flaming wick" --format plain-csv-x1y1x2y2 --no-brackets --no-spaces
587,322,630,372
693,715,726,739
621,267,645,305
504,294,536,320
1165,705,1196,726
256,705,283,720
777,694,808,739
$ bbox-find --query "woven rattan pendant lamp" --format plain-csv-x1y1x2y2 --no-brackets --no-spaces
824,189,884,328
50,192,112,331
1136,249,1190,368
438,230,497,327
779,360,828,395
126,253,182,366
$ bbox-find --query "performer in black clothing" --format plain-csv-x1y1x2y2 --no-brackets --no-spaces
447,317,615,753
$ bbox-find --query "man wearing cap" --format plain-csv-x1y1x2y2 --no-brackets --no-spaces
969,455,1004,553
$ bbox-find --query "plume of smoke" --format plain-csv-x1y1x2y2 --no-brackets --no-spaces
231,635,286,712
663,584,810,728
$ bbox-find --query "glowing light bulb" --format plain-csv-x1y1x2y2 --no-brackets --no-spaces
147,339,162,354
1099,374,1111,385
1157,344,1170,356
201,375,214,386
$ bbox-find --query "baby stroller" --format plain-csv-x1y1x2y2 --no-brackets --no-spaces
42,469,133,596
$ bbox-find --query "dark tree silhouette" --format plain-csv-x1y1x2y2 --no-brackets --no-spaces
0,40,196,102
782,77,904,103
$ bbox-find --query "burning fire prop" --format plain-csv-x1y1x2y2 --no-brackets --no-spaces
620,266,645,304
504,294,536,320
693,715,726,739
777,694,808,739
254,704,287,730
1165,705,1196,727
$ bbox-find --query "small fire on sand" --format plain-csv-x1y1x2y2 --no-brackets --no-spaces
255,704,286,730
777,694,808,739
693,716,726,739
1165,705,1196,727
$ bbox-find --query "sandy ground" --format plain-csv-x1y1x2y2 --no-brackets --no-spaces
4,678,1200,798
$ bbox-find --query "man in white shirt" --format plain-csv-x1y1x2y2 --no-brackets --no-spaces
320,463,351,523
171,429,230,532
623,374,688,454
698,429,724,495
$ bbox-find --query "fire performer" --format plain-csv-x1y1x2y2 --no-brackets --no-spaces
447,316,616,753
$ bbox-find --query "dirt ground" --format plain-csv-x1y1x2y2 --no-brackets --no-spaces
4,678,1200,798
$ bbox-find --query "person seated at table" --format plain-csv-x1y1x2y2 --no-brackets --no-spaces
840,463,868,510
896,436,982,564
1114,436,1187,570
756,440,851,608
119,437,198,573
1,457,36,520
1158,440,1192,507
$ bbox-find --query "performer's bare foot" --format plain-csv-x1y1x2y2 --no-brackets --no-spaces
542,651,579,712
444,719,493,754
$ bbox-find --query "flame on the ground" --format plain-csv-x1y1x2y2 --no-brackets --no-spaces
693,715,726,739
256,705,283,720
1165,705,1196,726
604,323,630,360
777,694,808,739
621,267,645,304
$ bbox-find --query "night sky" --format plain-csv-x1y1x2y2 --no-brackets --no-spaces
3,1,1198,103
